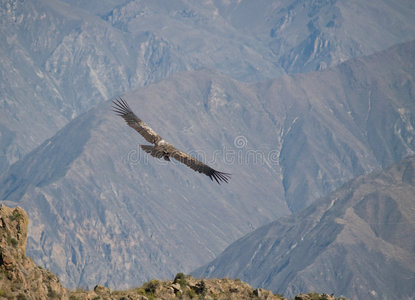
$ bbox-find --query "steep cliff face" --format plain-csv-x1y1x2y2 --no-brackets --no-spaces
0,204,67,299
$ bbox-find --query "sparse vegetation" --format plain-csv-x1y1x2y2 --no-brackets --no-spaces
9,210,23,222
174,272,188,288
17,293,28,300
9,237,18,247
143,279,161,296
47,289,59,298
194,279,207,296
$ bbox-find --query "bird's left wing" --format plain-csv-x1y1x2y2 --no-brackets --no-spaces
112,98,162,145
170,148,231,184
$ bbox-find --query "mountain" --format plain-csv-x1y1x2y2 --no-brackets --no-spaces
206,0,415,74
1,0,415,172
0,69,290,289
0,203,347,300
0,0,187,172
1,40,415,290
193,155,415,300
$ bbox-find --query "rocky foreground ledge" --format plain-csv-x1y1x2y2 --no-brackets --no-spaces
0,204,346,300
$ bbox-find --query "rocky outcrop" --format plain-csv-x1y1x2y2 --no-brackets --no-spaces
0,204,67,299
69,274,346,300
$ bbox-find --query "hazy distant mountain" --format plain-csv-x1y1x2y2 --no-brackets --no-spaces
214,0,415,73
255,40,415,212
1,40,415,289
1,0,415,172
194,155,415,300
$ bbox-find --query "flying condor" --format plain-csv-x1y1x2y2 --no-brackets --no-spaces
112,98,230,184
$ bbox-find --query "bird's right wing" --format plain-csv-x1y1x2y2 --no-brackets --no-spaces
112,98,162,145
169,148,231,184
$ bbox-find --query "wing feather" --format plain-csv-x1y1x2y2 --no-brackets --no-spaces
112,98,162,145
170,148,231,184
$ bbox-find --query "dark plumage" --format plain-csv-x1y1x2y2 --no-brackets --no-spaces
112,98,230,184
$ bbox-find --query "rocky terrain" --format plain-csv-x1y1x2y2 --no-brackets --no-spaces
0,203,345,300
69,275,345,300
0,204,67,299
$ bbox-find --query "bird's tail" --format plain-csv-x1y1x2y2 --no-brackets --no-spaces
140,145,154,154
140,145,167,160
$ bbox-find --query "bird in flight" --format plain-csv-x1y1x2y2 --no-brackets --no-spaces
112,98,231,184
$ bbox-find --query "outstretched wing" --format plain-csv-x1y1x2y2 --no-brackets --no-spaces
169,148,231,184
112,98,162,145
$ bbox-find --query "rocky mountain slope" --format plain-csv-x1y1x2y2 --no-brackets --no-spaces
1,40,415,290
194,155,415,299
1,0,415,172
0,204,67,299
0,204,345,300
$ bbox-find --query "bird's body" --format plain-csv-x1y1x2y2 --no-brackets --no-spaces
140,142,173,161
112,98,230,184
